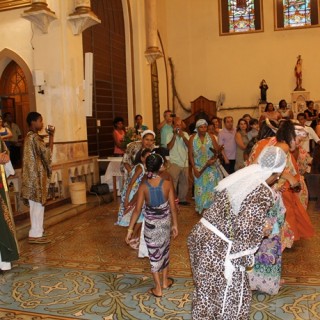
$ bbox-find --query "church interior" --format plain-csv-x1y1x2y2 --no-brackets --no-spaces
1,0,320,319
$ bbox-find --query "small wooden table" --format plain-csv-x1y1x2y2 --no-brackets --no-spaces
98,157,123,200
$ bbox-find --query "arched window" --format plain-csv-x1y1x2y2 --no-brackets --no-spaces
219,0,263,35
275,0,319,30
0,60,29,137
229,0,255,32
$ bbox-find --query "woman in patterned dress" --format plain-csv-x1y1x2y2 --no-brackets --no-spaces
249,120,314,242
0,139,19,271
120,130,155,179
188,146,287,319
248,121,313,295
189,119,222,214
117,148,151,226
117,148,151,251
126,154,178,298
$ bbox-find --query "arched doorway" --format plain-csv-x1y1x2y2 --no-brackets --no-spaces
0,48,35,167
1,61,29,136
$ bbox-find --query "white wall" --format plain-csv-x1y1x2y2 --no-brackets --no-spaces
0,0,87,142
0,7,33,73
152,0,320,123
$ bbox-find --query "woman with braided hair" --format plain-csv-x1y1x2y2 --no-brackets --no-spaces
126,153,178,298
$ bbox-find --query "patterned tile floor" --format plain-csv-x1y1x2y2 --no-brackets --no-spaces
0,198,319,319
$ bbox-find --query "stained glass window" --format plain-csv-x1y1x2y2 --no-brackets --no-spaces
219,0,263,35
275,0,319,30
283,0,311,27
228,0,255,32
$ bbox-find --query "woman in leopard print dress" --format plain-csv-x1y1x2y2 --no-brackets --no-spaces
188,146,287,319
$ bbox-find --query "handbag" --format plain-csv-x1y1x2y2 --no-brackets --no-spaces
90,183,110,195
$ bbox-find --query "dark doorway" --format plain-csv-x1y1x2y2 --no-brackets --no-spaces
83,0,128,157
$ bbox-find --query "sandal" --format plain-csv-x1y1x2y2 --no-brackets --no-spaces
148,288,162,298
163,277,174,289
129,238,140,250
42,230,53,237
29,237,51,244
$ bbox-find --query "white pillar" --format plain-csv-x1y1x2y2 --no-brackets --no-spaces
144,0,162,64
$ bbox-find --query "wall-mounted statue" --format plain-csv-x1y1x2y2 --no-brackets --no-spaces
259,79,268,103
294,55,305,91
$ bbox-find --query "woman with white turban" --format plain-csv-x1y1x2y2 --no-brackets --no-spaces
188,146,287,320
188,119,223,214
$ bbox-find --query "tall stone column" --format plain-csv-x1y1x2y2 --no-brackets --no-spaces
144,0,162,64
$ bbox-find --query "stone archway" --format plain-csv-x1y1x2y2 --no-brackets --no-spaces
0,48,35,137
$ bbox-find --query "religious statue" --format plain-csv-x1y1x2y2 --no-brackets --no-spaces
294,55,305,91
259,79,268,103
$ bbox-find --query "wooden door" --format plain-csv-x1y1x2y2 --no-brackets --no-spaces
1,97,16,119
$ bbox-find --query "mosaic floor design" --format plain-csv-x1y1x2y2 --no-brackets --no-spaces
1,264,320,320
16,203,197,277
0,198,319,319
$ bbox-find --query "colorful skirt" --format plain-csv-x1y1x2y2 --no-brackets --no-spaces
144,201,171,273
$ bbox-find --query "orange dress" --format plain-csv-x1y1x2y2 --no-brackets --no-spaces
113,129,125,155
249,137,314,241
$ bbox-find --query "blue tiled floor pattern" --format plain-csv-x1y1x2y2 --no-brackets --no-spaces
1,265,319,320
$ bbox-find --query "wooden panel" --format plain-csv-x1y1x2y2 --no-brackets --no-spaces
83,0,128,157
183,96,217,134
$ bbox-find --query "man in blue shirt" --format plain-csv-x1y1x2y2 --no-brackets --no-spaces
157,110,174,153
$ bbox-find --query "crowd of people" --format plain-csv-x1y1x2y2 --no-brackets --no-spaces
1,102,319,318
113,101,319,318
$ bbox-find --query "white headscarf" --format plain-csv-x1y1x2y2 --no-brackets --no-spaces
141,129,155,139
215,146,286,214
194,119,208,132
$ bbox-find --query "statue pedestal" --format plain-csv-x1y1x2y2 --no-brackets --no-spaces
291,91,310,117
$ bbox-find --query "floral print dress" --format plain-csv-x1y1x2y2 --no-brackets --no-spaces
192,133,222,213
117,163,145,226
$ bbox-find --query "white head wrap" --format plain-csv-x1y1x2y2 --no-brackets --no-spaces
215,146,286,214
141,129,155,139
194,119,208,132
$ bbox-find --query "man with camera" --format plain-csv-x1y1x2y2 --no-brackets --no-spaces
166,118,190,206
157,110,174,151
